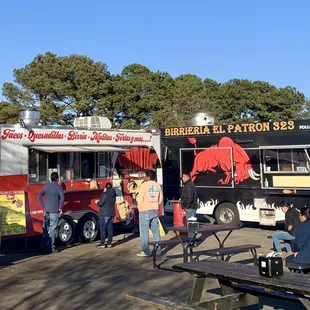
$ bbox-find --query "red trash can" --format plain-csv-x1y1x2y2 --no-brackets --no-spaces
171,200,186,235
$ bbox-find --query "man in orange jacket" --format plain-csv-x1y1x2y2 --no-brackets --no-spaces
136,169,163,257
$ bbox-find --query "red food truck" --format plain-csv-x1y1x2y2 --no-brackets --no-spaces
0,111,162,245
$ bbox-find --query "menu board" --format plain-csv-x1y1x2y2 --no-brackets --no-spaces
0,191,26,236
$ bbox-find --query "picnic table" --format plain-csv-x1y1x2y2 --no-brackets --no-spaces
149,224,260,269
127,260,310,309
165,224,240,262
173,260,310,309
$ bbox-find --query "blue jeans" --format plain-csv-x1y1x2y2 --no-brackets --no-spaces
272,231,295,252
100,216,114,245
42,212,59,251
139,210,161,256
186,208,197,239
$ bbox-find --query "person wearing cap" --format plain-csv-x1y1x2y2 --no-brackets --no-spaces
37,172,64,253
271,201,300,256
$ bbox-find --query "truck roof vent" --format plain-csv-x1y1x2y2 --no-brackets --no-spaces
73,116,112,129
189,112,215,126
19,109,41,126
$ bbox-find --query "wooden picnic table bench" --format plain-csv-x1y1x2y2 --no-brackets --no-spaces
127,260,310,309
286,260,310,274
194,243,261,264
172,260,310,310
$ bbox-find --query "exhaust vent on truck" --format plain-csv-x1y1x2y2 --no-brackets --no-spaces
73,116,112,129
189,112,215,126
19,110,41,127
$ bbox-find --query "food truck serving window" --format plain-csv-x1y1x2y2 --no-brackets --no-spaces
28,148,112,183
261,146,310,189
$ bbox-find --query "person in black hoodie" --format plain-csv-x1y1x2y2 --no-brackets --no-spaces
181,172,198,239
97,183,116,248
271,201,300,256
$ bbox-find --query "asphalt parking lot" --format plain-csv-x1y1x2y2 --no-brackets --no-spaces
0,217,305,310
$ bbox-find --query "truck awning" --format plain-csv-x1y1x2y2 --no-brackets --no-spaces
28,145,129,153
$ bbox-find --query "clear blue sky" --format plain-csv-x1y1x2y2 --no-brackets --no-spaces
0,0,309,100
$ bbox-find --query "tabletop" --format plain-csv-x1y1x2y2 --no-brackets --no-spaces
173,260,310,296
166,224,240,233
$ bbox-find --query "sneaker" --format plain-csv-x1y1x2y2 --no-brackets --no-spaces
136,252,151,257
97,244,105,249
106,244,112,248
266,251,276,258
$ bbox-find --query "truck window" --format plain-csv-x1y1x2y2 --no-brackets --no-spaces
28,150,38,182
97,152,110,178
278,150,292,171
28,150,110,183
48,153,58,178
72,153,81,179
264,149,310,173
264,150,278,171
293,149,309,172
81,153,95,179
60,153,70,181
263,148,310,188
39,152,48,182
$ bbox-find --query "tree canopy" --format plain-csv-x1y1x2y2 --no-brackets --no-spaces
1,52,309,128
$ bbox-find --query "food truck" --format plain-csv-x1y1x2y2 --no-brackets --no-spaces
0,110,161,244
161,119,310,226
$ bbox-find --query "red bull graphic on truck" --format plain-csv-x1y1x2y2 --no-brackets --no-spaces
188,137,260,185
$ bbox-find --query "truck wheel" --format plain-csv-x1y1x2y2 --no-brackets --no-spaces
79,215,98,243
57,216,76,245
215,203,240,226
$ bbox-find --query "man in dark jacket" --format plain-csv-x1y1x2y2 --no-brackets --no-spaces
271,201,300,255
97,183,116,248
37,172,64,253
181,172,198,239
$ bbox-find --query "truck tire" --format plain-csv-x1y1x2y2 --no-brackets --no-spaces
79,215,99,243
215,203,240,226
57,216,76,245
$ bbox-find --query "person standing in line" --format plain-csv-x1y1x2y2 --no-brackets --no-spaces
181,172,198,240
97,183,116,248
37,172,64,253
271,201,300,256
136,170,163,257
